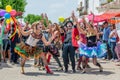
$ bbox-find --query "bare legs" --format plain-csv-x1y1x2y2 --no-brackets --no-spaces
40,52,53,74
92,57,103,72
20,52,53,74
79,56,103,73
21,58,27,74
81,56,88,73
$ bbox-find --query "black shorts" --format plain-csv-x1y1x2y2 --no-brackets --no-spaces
2,39,10,51
43,46,49,53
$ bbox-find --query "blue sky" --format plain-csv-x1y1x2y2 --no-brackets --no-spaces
25,0,78,22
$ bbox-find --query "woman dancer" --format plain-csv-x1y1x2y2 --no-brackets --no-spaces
15,21,54,74
50,23,63,71
72,14,105,73
77,19,104,73
45,23,63,71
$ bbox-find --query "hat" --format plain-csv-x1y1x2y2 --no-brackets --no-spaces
64,20,73,27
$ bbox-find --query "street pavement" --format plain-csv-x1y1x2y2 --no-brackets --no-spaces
0,58,120,80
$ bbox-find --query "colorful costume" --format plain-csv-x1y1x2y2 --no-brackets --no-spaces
14,32,43,59
72,26,79,48
78,35,107,58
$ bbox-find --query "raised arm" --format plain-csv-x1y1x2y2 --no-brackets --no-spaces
17,23,32,36
94,27,100,40
71,11,86,35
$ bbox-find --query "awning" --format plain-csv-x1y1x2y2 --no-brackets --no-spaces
87,9,120,23
87,14,107,23
99,10,120,19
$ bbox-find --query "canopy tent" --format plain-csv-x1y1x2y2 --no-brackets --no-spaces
87,14,106,23
87,9,120,23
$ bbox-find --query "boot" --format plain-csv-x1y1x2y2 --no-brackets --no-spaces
64,66,68,73
47,55,51,64
45,65,53,74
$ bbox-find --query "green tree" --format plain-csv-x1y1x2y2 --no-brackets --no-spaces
0,0,27,12
24,14,52,27
108,0,114,3
24,14,42,24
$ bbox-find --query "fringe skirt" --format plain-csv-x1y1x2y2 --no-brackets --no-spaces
14,42,43,59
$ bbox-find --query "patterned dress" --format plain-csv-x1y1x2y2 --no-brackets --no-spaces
14,32,43,59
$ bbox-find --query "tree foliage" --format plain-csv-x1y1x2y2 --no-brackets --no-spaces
24,14,52,27
0,0,27,12
24,14,42,24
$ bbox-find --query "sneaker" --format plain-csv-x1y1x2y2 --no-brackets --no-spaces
99,67,103,72
86,64,91,68
110,59,114,62
14,62,19,64
72,70,76,73
77,66,83,70
114,59,119,62
39,66,45,70
56,67,63,71
34,64,40,67
64,70,68,73
81,70,86,74
11,62,15,65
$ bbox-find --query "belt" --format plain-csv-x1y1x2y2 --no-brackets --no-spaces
25,43,35,48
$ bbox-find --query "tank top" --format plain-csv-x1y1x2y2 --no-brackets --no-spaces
26,32,42,47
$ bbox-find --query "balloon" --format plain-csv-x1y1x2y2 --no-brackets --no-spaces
10,10,17,16
4,13,11,19
6,19,11,24
6,24,11,31
6,5,12,12
10,17,13,22
0,10,6,16
59,17,65,23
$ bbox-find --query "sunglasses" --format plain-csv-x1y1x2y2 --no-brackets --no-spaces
67,25,72,28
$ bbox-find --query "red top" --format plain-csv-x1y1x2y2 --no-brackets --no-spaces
72,27,79,48
61,35,65,43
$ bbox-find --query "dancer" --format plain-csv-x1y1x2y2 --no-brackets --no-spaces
43,23,63,71
50,23,63,71
72,13,106,73
77,18,105,73
15,21,54,74
62,21,76,73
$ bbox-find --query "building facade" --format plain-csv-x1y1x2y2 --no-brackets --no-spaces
77,0,119,16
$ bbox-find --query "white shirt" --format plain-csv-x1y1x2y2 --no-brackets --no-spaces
109,29,117,42
25,35,39,47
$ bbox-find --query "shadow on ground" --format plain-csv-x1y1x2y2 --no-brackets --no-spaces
85,68,115,75
0,63,13,69
24,72,60,76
